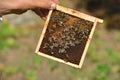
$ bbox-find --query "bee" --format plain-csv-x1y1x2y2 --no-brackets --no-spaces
53,35,58,41
62,35,66,39
83,35,88,39
53,43,59,47
68,41,75,46
51,52,54,54
75,40,80,44
63,28,69,32
66,36,71,40
52,24,56,28
65,54,69,58
71,37,76,41
71,43,75,47
64,45,69,49
58,21,63,27
48,28,54,33
48,37,53,43
59,48,66,54
86,29,89,32
43,43,49,49
49,45,54,49
74,27,78,32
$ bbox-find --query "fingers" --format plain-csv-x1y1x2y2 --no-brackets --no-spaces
32,0,59,20
51,0,59,9
32,8,49,20
32,0,58,9
39,9,49,20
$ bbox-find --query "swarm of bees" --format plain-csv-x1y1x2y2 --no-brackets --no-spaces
40,10,93,63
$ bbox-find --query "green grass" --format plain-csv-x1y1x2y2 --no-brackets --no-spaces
96,64,111,75
89,51,100,62
0,22,20,52
21,28,30,37
32,55,42,69
17,61,28,73
94,30,100,38
0,22,31,52
68,68,81,78
93,64,111,80
88,43,96,53
0,22,19,38
48,60,58,71
105,48,118,63
4,66,18,76
88,43,100,62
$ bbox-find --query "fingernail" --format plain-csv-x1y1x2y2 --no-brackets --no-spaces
50,2,56,9
42,17,47,20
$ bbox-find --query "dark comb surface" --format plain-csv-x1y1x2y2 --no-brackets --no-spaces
39,10,93,65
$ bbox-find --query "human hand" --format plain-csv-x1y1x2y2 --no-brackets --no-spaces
32,0,59,19
0,0,59,19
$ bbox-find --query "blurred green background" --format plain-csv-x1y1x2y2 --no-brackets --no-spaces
0,0,120,80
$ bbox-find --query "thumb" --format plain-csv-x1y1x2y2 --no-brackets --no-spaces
33,0,57,9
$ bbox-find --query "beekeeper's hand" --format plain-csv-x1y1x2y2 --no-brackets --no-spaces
0,0,59,19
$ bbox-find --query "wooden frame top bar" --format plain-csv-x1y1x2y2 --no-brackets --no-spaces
56,5,103,23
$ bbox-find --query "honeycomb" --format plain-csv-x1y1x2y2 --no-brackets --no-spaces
39,10,94,65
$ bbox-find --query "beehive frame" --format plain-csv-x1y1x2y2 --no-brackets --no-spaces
35,5,103,68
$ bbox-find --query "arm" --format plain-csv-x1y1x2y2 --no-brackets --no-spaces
0,0,59,17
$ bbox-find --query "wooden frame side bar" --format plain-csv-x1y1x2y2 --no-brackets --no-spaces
35,10,53,53
78,19,98,68
56,5,103,23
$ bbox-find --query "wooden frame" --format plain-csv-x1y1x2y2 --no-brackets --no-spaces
35,5,103,68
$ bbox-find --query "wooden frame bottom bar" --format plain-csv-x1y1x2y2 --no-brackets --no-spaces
37,52,81,68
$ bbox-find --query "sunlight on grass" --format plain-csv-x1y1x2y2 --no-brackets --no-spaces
26,70,37,80
0,22,20,52
48,60,58,71
32,56,42,69
94,64,111,80
4,66,18,76
17,61,28,73
105,48,118,63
